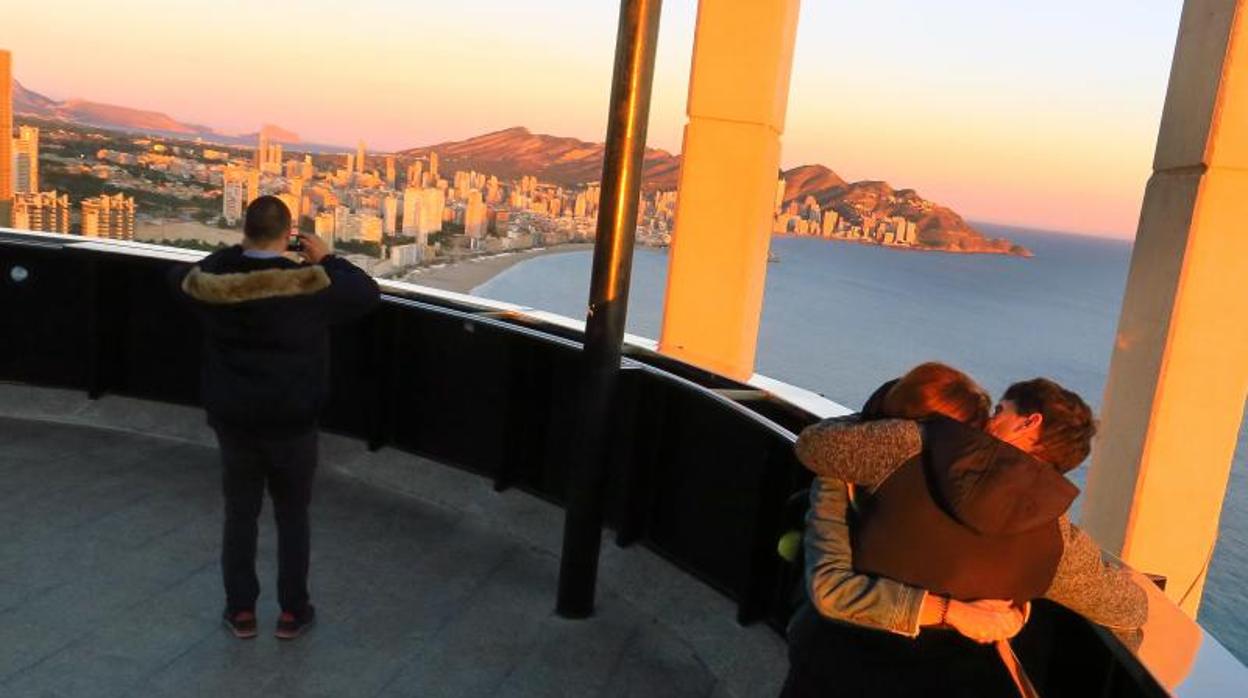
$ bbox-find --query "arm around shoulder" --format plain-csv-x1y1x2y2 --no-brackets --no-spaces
794,417,921,488
1044,518,1148,630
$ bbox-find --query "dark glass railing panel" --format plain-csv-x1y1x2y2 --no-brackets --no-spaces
0,236,92,390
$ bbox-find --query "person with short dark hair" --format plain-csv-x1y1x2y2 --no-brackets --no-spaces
995,377,1098,473
168,195,380,640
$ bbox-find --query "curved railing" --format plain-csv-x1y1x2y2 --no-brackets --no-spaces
2,228,1241,696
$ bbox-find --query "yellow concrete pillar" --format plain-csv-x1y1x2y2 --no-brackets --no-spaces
657,0,800,380
1082,0,1248,616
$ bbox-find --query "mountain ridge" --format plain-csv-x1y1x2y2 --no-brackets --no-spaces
399,126,682,190
13,80,306,147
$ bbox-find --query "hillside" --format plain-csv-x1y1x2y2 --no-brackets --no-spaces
780,166,1031,256
400,127,681,190
12,81,308,147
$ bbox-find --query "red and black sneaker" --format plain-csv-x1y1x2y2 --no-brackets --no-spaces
222,609,258,639
275,604,316,640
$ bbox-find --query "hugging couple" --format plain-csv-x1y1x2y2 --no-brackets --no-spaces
781,363,1150,697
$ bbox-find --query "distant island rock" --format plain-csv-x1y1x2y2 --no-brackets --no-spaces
779,165,1031,257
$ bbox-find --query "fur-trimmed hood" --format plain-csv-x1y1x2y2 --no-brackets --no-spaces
181,264,331,304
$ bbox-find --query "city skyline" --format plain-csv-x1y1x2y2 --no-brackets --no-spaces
4,1,1184,238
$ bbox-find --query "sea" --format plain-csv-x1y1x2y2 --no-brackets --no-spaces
473,224,1248,662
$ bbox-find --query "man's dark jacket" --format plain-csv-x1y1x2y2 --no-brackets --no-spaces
167,245,380,435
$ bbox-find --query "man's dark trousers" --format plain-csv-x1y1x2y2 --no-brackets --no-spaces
214,423,318,615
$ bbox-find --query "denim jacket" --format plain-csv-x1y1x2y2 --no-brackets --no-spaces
802,475,926,636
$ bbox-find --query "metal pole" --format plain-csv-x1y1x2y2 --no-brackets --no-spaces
556,0,663,619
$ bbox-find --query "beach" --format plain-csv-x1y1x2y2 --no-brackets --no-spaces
135,220,242,246
131,219,594,295
391,243,594,294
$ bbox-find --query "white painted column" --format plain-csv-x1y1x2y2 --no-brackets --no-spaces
657,0,800,381
1083,0,1248,616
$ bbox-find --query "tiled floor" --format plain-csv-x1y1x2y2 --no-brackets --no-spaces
0,407,784,698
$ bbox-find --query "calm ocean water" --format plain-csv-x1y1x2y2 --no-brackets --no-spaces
474,225,1248,661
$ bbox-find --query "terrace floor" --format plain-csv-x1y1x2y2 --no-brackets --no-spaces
0,384,785,698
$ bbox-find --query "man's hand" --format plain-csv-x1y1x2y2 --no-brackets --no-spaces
297,233,331,265
944,599,1026,644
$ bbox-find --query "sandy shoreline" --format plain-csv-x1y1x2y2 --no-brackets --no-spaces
131,218,596,295
393,243,595,294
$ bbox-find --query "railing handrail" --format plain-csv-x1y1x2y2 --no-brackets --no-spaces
0,228,851,426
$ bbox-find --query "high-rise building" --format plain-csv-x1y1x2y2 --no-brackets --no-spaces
419,187,445,237
356,141,366,174
256,130,269,170
12,191,70,234
464,190,487,238
287,177,304,221
301,155,314,180
13,126,38,193
401,186,422,236
222,175,244,225
428,151,439,180
485,176,501,205
261,143,283,174
821,210,839,237
406,162,423,188
452,171,469,201
389,243,423,267
277,193,300,225
333,205,349,240
382,194,397,236
0,50,13,227
344,153,355,175
341,211,382,243
314,210,335,236
81,193,136,240
385,155,396,188
246,169,261,207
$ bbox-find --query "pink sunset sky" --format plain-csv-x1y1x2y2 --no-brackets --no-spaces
6,0,1183,238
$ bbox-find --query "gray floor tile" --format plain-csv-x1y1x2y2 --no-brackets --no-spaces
0,409,783,698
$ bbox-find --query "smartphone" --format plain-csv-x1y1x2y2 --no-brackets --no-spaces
287,231,303,252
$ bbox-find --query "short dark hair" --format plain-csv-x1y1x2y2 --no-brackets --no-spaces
244,195,291,243
1003,378,1096,473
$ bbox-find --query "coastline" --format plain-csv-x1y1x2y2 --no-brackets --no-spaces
392,242,595,294
770,234,1032,258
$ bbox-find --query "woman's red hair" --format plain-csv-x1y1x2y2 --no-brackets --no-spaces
871,362,990,429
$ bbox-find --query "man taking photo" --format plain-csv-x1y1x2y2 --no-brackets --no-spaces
168,196,380,640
